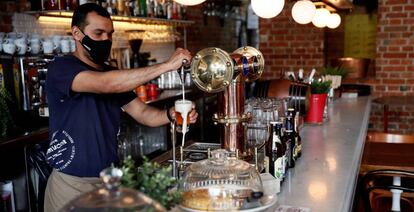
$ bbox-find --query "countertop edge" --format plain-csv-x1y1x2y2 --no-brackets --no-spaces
340,96,372,212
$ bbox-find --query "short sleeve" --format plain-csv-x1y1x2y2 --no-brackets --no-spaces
117,91,137,107
47,56,86,97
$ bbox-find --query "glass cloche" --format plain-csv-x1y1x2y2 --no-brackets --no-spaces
60,167,166,212
180,149,263,211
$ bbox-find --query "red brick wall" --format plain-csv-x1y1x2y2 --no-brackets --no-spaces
176,5,238,54
368,0,414,134
259,2,325,80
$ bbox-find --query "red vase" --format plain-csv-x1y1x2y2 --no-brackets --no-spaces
306,93,328,123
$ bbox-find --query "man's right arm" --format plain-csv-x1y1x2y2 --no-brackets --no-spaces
71,48,191,94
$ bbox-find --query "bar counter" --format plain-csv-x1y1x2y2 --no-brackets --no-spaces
274,96,371,211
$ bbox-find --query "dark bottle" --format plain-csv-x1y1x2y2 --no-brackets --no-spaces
284,115,295,168
139,0,147,17
266,122,285,181
287,108,302,159
294,109,302,158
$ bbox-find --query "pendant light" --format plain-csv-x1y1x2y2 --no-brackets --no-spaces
251,0,285,19
292,0,316,24
174,0,205,6
327,13,341,29
312,7,330,28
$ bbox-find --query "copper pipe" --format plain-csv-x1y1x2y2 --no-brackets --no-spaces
219,74,246,154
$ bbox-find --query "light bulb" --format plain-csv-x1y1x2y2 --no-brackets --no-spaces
174,0,205,6
251,0,285,19
312,8,330,28
327,13,341,29
292,0,316,24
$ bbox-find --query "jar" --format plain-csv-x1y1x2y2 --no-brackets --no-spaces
136,85,147,102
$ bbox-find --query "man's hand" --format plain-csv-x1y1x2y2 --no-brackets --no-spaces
169,102,198,124
166,48,192,70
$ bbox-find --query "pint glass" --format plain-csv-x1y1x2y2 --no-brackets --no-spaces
175,99,192,133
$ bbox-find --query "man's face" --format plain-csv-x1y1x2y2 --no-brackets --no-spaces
82,12,114,41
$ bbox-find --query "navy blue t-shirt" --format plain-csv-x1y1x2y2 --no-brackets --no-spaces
45,55,136,177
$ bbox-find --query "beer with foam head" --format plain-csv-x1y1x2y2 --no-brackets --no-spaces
175,99,192,132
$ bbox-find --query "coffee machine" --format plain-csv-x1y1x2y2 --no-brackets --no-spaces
127,30,156,68
19,57,53,117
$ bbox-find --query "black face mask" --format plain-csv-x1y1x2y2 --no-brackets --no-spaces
80,31,112,64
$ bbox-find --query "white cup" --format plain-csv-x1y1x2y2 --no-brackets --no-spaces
7,32,20,39
16,44,30,55
52,35,62,42
30,43,42,54
60,39,70,54
3,38,14,44
69,39,76,52
14,38,27,46
3,43,17,54
29,38,40,45
30,34,41,39
42,40,56,54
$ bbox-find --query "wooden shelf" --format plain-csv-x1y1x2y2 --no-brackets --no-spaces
25,10,194,27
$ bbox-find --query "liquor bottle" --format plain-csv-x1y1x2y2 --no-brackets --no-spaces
133,0,140,16
287,108,302,159
294,109,302,158
284,115,295,168
266,122,285,182
139,0,147,17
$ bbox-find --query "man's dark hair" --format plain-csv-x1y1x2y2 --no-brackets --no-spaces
71,3,111,30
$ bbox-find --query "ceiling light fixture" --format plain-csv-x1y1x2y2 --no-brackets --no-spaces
251,0,285,19
174,0,206,6
292,0,316,24
326,13,341,29
312,7,330,28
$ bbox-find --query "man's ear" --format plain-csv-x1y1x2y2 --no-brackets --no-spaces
71,26,83,42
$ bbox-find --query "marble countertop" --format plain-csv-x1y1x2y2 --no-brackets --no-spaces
273,96,371,212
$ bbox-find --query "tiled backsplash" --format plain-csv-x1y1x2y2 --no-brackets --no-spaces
12,13,175,63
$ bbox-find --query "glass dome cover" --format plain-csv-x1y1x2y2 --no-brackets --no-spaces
60,167,166,212
180,149,263,211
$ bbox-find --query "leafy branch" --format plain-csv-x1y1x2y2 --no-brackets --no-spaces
120,156,182,210
310,80,332,94
320,66,348,78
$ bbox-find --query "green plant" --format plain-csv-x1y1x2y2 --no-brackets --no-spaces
0,87,14,138
310,80,332,94
120,156,182,210
320,66,348,78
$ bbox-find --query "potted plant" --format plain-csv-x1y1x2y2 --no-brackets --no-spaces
321,66,348,97
120,157,182,210
0,87,14,138
306,80,332,123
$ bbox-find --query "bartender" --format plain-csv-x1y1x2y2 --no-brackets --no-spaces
44,3,197,211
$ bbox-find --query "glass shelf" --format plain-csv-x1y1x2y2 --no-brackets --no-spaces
24,10,194,27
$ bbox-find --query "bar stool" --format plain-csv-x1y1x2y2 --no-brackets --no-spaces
361,169,414,212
